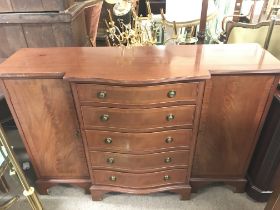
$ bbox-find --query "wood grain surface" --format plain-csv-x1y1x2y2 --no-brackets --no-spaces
89,150,189,172
85,129,192,153
76,82,199,106
92,169,188,188
3,79,89,178
192,75,275,178
81,105,195,132
1,44,279,81
0,0,75,12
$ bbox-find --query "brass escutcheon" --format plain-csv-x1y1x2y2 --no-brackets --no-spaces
97,91,107,99
167,90,176,98
165,137,173,143
164,157,172,163
107,157,115,164
163,175,170,181
166,114,175,121
100,114,110,121
104,137,112,144
110,176,117,181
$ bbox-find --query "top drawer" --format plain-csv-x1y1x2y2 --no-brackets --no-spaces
75,83,199,106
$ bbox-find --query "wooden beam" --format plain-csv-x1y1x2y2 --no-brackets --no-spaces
197,0,209,43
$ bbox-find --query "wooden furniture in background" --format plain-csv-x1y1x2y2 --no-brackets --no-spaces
0,44,279,199
246,86,280,201
0,0,101,58
0,0,75,12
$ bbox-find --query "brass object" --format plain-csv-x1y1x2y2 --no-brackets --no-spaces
165,137,173,143
97,91,107,99
105,0,162,46
167,90,176,98
109,175,117,181
107,157,115,164
0,125,43,210
166,114,175,121
100,114,110,122
104,137,113,144
163,175,170,181
164,157,172,163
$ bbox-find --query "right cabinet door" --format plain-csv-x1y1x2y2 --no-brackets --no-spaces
192,75,275,178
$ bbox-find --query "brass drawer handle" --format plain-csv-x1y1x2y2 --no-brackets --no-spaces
107,157,115,164
104,137,112,144
97,91,107,99
100,114,110,122
163,175,170,181
165,137,173,143
167,90,176,98
166,114,175,121
109,176,117,181
164,157,172,163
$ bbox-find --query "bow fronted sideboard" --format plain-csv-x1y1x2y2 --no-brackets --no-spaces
0,44,279,200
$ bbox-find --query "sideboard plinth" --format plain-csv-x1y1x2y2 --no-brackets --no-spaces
90,184,191,201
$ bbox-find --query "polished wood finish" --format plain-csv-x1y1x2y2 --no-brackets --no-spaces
246,88,280,201
92,169,188,188
0,44,279,200
0,0,75,12
81,105,195,131
2,79,90,192
73,79,204,200
0,44,279,80
90,150,189,172
191,75,277,192
76,83,199,106
85,129,192,153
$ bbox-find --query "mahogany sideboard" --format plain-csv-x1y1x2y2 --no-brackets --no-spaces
0,44,279,200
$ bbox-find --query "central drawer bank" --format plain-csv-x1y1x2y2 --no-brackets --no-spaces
0,44,279,200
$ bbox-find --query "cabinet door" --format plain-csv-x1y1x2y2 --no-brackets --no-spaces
192,75,275,178
4,79,89,178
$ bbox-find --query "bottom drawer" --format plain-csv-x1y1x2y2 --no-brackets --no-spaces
92,169,188,188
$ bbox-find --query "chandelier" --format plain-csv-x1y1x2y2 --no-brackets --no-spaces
104,0,177,46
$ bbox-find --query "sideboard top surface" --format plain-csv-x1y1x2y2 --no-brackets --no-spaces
0,44,279,84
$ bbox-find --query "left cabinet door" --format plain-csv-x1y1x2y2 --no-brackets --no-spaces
3,79,89,178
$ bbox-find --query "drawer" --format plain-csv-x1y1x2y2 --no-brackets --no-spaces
90,150,189,172
85,129,192,153
81,105,195,131
92,169,188,188
76,83,198,106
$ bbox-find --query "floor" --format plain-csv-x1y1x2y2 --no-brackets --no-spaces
6,183,265,210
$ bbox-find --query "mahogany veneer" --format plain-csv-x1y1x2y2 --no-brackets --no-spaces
76,83,199,106
0,44,279,200
72,80,203,200
85,129,192,153
81,105,195,131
